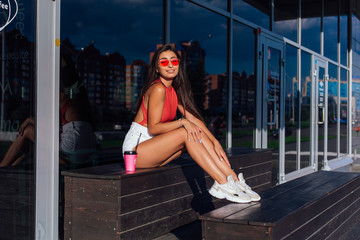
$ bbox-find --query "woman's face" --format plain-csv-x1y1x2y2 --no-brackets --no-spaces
157,50,179,81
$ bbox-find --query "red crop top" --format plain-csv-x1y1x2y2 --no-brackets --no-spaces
139,80,178,126
60,99,71,125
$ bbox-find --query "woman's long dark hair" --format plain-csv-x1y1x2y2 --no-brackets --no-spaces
136,44,203,121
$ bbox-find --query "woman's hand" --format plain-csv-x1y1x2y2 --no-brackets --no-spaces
213,140,230,167
181,118,202,143
18,117,34,136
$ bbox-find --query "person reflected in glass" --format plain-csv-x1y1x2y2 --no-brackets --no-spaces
0,53,96,168
122,44,260,203
58,53,97,167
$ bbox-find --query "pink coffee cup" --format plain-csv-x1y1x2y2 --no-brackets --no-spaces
124,151,137,172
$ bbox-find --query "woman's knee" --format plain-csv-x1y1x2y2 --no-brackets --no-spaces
176,127,188,141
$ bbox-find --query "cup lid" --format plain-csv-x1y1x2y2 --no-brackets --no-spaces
124,150,137,154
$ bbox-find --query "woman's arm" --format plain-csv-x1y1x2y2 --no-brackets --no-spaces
146,83,183,135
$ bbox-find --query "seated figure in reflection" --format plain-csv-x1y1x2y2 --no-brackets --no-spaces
0,53,96,167
122,44,260,203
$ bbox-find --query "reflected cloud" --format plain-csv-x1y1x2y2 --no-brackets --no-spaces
301,18,320,30
275,20,297,31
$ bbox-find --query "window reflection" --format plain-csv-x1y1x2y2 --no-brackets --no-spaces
300,51,311,168
202,0,227,10
353,16,360,69
327,63,338,160
274,0,298,42
233,21,256,148
301,0,321,53
339,1,348,66
340,68,348,155
340,15,348,66
0,0,36,238
324,2,338,62
171,0,228,146
285,44,298,174
61,0,162,160
352,66,360,153
234,0,270,29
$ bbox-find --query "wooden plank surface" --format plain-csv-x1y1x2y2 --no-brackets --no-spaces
201,171,360,240
61,148,272,179
224,171,360,226
202,220,270,240
272,178,360,239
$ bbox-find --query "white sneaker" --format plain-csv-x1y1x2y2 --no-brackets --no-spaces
209,175,251,203
235,173,261,201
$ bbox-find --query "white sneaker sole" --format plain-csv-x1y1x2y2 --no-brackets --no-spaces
209,187,251,203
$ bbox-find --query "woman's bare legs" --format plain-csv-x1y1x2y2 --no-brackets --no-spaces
136,127,229,184
199,133,239,181
0,125,34,167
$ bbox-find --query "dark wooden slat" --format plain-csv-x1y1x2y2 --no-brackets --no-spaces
309,196,360,240
224,171,354,226
250,173,360,226
61,148,272,179
231,152,272,169
273,180,360,239
338,214,360,240
278,185,360,239
259,170,338,199
119,209,197,240
200,202,258,222
64,217,118,240
64,177,119,203
202,220,271,240
120,192,218,232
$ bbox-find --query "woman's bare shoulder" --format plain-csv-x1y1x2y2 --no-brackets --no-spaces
148,82,166,96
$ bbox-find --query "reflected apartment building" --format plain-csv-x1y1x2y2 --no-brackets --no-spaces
1,0,360,239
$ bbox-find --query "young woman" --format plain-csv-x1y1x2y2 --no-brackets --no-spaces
122,44,260,203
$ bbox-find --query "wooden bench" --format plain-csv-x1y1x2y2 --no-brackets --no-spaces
200,170,360,240
0,168,35,240
62,148,273,240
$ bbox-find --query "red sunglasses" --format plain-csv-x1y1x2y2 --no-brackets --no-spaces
159,58,180,67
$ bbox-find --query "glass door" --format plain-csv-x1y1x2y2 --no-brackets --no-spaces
311,58,329,171
258,36,284,184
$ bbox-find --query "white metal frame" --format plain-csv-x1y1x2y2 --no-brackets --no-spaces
257,32,286,183
35,0,60,239
312,57,328,171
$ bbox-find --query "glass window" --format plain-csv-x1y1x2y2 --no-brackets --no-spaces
352,66,360,152
340,68,348,156
339,1,348,66
61,0,162,159
285,44,298,174
234,0,270,29
233,21,256,148
300,51,312,168
274,0,298,42
327,63,338,160
0,0,36,239
171,0,228,146
324,1,338,62
353,15,360,69
301,0,321,53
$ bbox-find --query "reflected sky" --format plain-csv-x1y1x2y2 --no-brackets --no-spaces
61,0,162,64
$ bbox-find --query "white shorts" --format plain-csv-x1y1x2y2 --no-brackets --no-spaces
60,121,96,152
122,122,153,155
